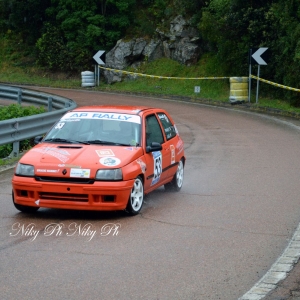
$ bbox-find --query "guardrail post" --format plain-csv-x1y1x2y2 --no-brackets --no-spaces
17,89,22,104
12,141,20,157
48,97,53,111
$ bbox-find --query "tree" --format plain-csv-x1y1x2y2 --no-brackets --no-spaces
36,0,136,71
2,0,51,43
199,0,275,75
268,0,300,104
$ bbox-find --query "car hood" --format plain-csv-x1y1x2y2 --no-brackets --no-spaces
21,143,143,176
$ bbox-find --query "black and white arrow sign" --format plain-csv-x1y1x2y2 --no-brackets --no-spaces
251,47,269,65
93,50,106,65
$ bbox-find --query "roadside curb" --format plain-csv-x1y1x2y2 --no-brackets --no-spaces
239,223,300,300
0,163,16,172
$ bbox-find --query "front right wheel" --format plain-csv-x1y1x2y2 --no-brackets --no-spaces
125,176,144,215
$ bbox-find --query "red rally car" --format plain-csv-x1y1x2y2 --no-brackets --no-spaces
12,106,185,215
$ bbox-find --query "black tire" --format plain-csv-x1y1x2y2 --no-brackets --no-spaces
125,176,144,215
164,159,184,192
12,191,39,213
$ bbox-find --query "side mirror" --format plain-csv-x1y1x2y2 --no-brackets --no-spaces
34,136,43,145
146,142,162,153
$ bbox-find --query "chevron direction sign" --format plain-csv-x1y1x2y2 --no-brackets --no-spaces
93,50,106,65
250,48,269,65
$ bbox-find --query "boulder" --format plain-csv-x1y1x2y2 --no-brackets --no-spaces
104,39,143,84
172,38,200,66
142,40,164,62
103,15,201,83
104,38,164,84
159,15,201,65
170,15,187,37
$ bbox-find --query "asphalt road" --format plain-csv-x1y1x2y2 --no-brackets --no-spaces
1,88,300,300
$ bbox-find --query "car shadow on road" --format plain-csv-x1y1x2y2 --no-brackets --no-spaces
12,207,131,221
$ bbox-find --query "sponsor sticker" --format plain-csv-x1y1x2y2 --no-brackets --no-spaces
70,168,90,178
32,147,70,163
136,158,146,173
58,164,81,168
96,149,115,157
46,169,59,173
170,145,175,164
158,114,169,123
174,124,179,135
61,112,141,124
176,139,184,155
100,157,121,167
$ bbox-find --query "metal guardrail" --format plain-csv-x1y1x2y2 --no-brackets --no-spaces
0,84,77,156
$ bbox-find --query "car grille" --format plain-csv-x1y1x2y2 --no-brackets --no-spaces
35,176,94,184
39,192,89,202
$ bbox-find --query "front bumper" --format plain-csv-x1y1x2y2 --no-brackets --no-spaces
12,176,134,211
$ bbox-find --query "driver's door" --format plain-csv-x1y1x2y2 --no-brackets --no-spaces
143,114,171,191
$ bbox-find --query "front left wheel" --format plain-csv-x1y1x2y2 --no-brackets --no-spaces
125,176,144,215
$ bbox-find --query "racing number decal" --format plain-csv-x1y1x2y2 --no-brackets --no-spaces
55,122,65,129
151,151,162,186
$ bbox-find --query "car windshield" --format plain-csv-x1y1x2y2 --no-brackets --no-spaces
44,111,141,146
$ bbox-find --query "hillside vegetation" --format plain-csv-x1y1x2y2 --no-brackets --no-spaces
0,0,299,106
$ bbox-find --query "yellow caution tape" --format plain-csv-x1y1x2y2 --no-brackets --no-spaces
251,75,300,92
99,66,230,80
98,67,300,92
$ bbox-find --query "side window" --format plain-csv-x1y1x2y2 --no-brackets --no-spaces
145,115,164,146
157,113,177,140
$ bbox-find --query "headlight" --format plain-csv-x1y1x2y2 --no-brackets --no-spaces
95,169,123,180
15,163,35,177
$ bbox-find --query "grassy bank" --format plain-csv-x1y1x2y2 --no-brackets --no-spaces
1,52,299,113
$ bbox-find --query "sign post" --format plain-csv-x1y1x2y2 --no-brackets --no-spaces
93,50,106,86
248,49,252,103
249,47,269,103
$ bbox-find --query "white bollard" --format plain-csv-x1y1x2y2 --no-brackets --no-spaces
81,71,95,87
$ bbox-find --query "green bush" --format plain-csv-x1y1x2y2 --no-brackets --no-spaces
0,104,46,158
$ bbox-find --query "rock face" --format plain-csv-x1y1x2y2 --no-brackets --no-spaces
103,15,201,84
103,38,164,84
159,15,201,65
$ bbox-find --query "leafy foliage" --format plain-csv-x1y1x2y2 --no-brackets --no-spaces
0,0,51,44
0,104,45,120
0,104,46,158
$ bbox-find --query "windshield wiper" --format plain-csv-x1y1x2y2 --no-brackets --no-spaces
44,138,90,145
87,140,131,146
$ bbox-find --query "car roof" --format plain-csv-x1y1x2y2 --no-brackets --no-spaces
71,105,155,115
